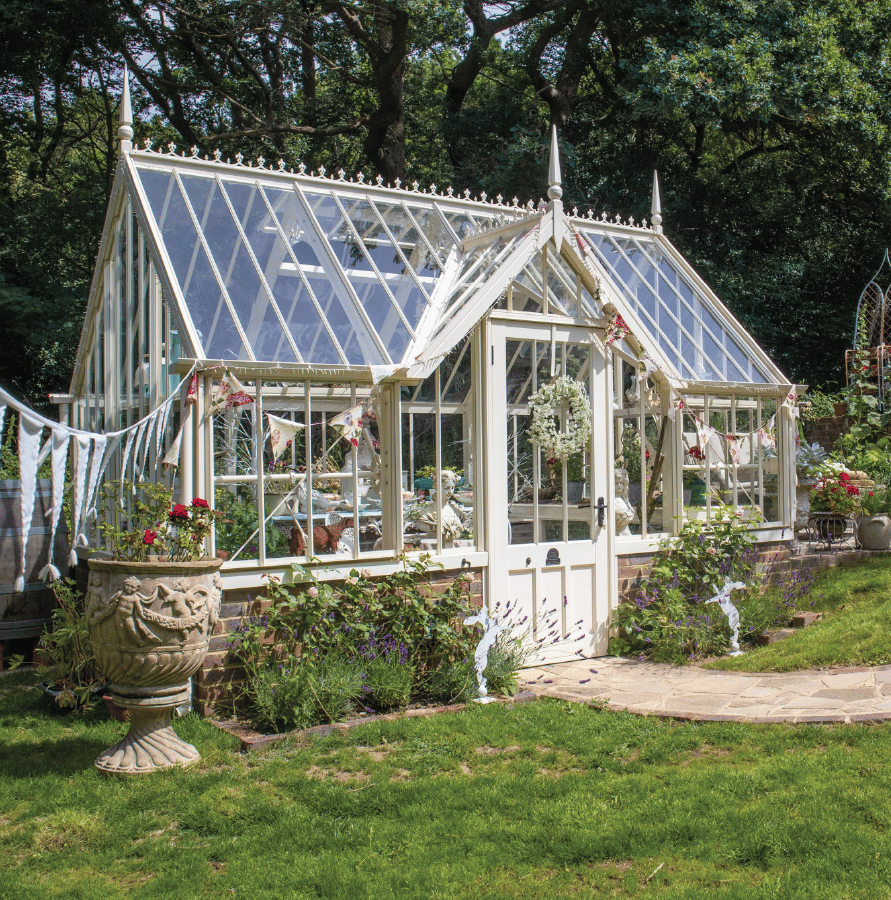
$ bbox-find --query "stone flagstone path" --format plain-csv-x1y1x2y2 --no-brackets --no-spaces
522,657,891,724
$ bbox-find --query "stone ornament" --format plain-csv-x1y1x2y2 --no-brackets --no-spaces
464,605,509,700
86,558,223,774
705,577,746,655
614,468,634,536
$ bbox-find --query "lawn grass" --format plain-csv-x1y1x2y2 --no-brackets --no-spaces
704,554,891,672
3,669,891,899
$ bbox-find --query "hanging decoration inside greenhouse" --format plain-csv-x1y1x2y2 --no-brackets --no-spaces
527,376,592,461
329,402,377,447
0,370,191,589
162,368,255,469
266,412,305,459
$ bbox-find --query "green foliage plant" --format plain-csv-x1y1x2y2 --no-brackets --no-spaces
13,578,104,709
609,511,760,662
839,347,891,469
229,556,478,730
214,487,288,560
800,389,846,421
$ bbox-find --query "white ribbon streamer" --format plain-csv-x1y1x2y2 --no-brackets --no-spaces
16,411,44,593
68,434,91,566
39,429,69,582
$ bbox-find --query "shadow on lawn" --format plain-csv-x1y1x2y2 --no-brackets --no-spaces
0,732,120,778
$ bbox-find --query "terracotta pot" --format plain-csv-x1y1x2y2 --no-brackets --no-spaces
857,514,891,551
86,557,222,774
103,694,130,722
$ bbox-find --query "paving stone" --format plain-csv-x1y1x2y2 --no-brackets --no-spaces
682,675,760,693
811,687,879,701
790,611,822,628
663,694,730,712
739,686,778,699
819,672,875,688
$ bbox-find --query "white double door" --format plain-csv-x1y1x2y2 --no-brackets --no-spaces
485,315,613,665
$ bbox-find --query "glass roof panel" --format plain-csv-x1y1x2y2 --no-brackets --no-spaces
222,182,343,364
262,185,387,365
180,175,297,364
577,228,770,384
308,191,414,358
137,168,249,359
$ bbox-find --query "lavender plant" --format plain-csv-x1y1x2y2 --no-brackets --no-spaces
229,555,478,730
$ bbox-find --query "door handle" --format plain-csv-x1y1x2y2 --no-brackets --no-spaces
594,496,607,528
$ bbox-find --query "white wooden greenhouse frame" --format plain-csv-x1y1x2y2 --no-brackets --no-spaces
55,89,798,664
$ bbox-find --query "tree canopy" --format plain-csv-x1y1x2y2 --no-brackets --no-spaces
3,0,891,405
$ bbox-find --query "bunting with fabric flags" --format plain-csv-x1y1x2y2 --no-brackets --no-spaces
266,412,305,459
0,364,193,583
605,313,630,346
329,403,375,447
210,369,254,415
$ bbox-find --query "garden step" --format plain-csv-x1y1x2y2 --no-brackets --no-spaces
790,611,823,628
755,628,798,646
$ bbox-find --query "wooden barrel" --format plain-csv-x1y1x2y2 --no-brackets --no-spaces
0,479,70,643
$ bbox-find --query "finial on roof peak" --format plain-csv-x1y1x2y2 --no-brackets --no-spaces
118,64,133,153
651,170,663,234
547,124,562,202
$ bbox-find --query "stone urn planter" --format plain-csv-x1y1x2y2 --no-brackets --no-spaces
86,557,223,775
857,514,891,551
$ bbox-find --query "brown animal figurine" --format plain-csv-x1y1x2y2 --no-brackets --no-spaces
289,517,348,555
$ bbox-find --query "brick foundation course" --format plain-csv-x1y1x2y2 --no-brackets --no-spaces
194,564,484,717
617,540,882,604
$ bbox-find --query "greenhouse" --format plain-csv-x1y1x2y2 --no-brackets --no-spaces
55,88,799,667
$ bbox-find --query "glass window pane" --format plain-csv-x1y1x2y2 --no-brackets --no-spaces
137,167,249,359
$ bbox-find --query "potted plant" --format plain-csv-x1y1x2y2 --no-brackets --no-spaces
857,487,891,551
795,442,832,535
86,481,223,774
18,578,105,711
809,471,860,540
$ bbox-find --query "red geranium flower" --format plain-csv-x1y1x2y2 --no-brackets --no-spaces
190,497,209,509
143,529,157,545
169,503,190,520
839,472,850,482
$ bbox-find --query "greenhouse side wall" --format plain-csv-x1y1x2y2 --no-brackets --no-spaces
194,564,485,717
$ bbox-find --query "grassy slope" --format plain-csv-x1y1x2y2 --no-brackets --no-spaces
3,674,891,899
705,555,891,672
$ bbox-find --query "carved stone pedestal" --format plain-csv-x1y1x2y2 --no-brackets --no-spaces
87,557,223,775
95,706,199,774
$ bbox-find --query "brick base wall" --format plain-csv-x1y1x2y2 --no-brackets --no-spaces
617,541,878,603
194,565,484,717
804,415,845,453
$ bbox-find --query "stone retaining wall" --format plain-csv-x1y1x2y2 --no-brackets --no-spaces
194,565,484,717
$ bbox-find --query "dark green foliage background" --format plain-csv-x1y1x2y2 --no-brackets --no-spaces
4,0,891,406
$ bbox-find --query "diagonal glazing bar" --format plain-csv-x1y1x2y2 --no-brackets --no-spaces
216,175,303,363
292,183,390,364
257,185,349,364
